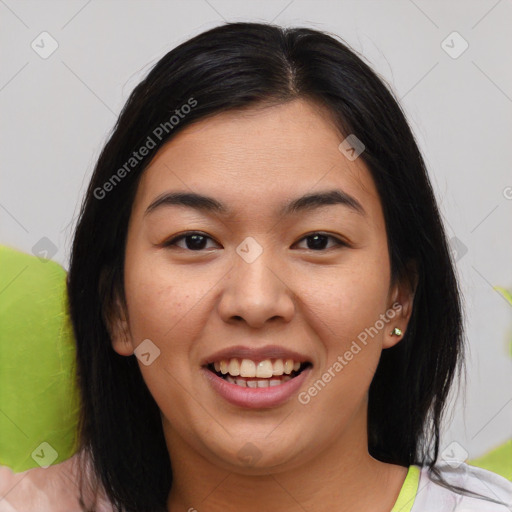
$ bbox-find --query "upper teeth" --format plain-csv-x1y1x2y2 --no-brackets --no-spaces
214,358,302,378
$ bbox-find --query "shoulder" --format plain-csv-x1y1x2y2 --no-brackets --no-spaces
0,452,115,512
411,462,512,511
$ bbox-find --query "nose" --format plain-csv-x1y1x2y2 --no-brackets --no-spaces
217,249,295,329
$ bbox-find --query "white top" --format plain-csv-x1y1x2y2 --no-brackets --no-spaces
1,456,511,511
406,462,512,511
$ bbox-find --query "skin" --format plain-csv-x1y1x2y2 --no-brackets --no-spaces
110,98,417,512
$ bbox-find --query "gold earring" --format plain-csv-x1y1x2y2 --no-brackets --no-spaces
390,327,402,336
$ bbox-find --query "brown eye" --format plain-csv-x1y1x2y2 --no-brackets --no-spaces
295,232,347,251
163,232,219,251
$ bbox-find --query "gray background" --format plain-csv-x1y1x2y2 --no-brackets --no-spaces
1,0,511,463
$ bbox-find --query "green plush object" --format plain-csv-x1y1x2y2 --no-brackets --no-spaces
0,244,80,472
469,440,512,481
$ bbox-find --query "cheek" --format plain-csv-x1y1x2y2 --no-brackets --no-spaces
298,272,386,426
122,259,206,423
295,252,390,408
300,253,390,342
123,253,227,362
123,272,178,343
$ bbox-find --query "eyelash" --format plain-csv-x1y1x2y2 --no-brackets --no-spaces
162,231,348,252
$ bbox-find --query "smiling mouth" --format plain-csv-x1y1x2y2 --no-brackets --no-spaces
205,358,313,388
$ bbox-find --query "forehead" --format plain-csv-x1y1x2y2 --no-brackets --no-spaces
132,99,381,223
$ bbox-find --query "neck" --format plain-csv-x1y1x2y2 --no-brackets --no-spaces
165,402,407,512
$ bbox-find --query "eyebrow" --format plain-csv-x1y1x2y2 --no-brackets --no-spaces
144,189,366,218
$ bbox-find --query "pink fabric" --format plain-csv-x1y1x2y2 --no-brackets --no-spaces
0,453,115,512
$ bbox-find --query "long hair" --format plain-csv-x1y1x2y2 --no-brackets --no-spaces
67,21,503,511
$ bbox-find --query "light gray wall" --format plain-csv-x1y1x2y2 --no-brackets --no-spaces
1,0,511,463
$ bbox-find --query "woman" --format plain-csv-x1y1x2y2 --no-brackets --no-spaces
66,22,512,511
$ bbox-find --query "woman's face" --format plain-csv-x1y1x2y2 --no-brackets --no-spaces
111,98,414,473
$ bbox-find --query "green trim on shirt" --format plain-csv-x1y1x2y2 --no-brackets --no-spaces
391,465,421,512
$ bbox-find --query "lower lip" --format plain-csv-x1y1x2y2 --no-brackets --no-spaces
201,367,312,409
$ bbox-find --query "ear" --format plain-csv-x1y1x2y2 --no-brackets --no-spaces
99,267,134,357
383,261,418,349
105,292,134,357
